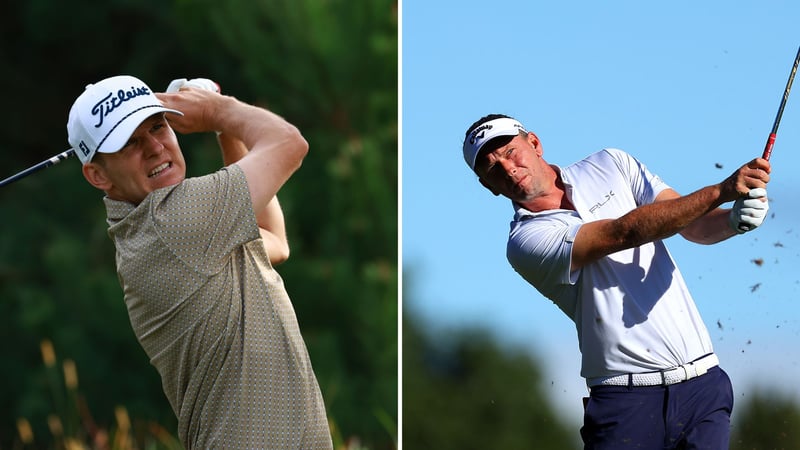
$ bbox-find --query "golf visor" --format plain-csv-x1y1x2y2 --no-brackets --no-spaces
462,117,527,170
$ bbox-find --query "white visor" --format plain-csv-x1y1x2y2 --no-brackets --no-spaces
462,117,527,170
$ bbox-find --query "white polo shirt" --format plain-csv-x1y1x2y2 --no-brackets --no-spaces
507,148,714,379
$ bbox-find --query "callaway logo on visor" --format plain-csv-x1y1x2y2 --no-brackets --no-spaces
469,124,493,145
462,117,527,170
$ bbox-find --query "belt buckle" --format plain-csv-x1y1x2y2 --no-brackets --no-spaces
660,366,685,386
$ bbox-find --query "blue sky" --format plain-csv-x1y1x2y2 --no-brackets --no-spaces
401,0,800,431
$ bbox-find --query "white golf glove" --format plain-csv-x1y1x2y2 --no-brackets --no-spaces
165,78,220,93
729,188,769,233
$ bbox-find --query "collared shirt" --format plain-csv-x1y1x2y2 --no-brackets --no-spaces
104,164,332,449
507,148,714,379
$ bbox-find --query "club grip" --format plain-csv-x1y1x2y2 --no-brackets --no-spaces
762,133,776,160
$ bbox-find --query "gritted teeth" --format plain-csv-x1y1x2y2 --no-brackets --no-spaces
148,162,170,178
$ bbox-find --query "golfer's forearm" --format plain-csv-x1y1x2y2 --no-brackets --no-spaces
680,207,737,244
212,97,305,164
218,131,249,166
211,95,307,216
217,132,290,246
573,185,727,269
611,185,725,247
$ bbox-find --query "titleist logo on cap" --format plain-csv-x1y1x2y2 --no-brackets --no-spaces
91,85,152,128
67,75,183,165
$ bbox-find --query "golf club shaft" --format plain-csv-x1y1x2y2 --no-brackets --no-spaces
0,149,75,188
762,45,800,161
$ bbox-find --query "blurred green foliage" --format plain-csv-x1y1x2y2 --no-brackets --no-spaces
731,390,800,449
402,289,577,449
0,0,396,448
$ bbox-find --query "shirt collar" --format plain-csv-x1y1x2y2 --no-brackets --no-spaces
510,163,572,221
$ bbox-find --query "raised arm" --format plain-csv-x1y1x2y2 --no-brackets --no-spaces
216,131,290,264
156,88,306,264
570,157,770,271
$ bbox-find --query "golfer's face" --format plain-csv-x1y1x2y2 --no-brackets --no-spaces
475,133,543,202
98,113,186,204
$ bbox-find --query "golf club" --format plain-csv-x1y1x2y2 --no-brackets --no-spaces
0,149,75,188
762,45,800,161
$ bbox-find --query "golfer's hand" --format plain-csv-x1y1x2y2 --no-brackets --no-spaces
720,158,771,202
155,87,227,135
729,188,769,233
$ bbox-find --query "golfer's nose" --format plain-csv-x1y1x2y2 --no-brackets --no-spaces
142,134,165,157
498,158,516,176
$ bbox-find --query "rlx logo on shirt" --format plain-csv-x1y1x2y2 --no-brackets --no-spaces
589,190,615,214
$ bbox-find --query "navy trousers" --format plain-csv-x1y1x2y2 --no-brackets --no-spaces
581,366,734,449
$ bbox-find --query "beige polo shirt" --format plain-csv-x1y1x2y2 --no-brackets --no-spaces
104,164,332,449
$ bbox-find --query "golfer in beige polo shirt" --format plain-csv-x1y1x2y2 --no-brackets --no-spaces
67,75,332,449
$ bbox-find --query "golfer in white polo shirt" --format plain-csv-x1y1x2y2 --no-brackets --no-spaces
462,113,770,449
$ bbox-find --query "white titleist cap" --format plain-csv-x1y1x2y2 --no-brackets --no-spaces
67,75,182,165
462,117,527,170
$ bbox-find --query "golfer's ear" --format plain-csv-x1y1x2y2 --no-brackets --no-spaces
82,162,112,191
479,177,501,196
528,132,542,156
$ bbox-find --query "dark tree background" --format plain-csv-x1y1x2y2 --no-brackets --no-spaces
402,314,577,449
730,390,800,449
402,273,578,450
0,1,396,448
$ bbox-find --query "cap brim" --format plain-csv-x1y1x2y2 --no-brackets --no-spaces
96,106,183,154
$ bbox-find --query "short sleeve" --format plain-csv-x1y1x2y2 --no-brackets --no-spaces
507,210,582,314
603,148,670,206
148,164,260,274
